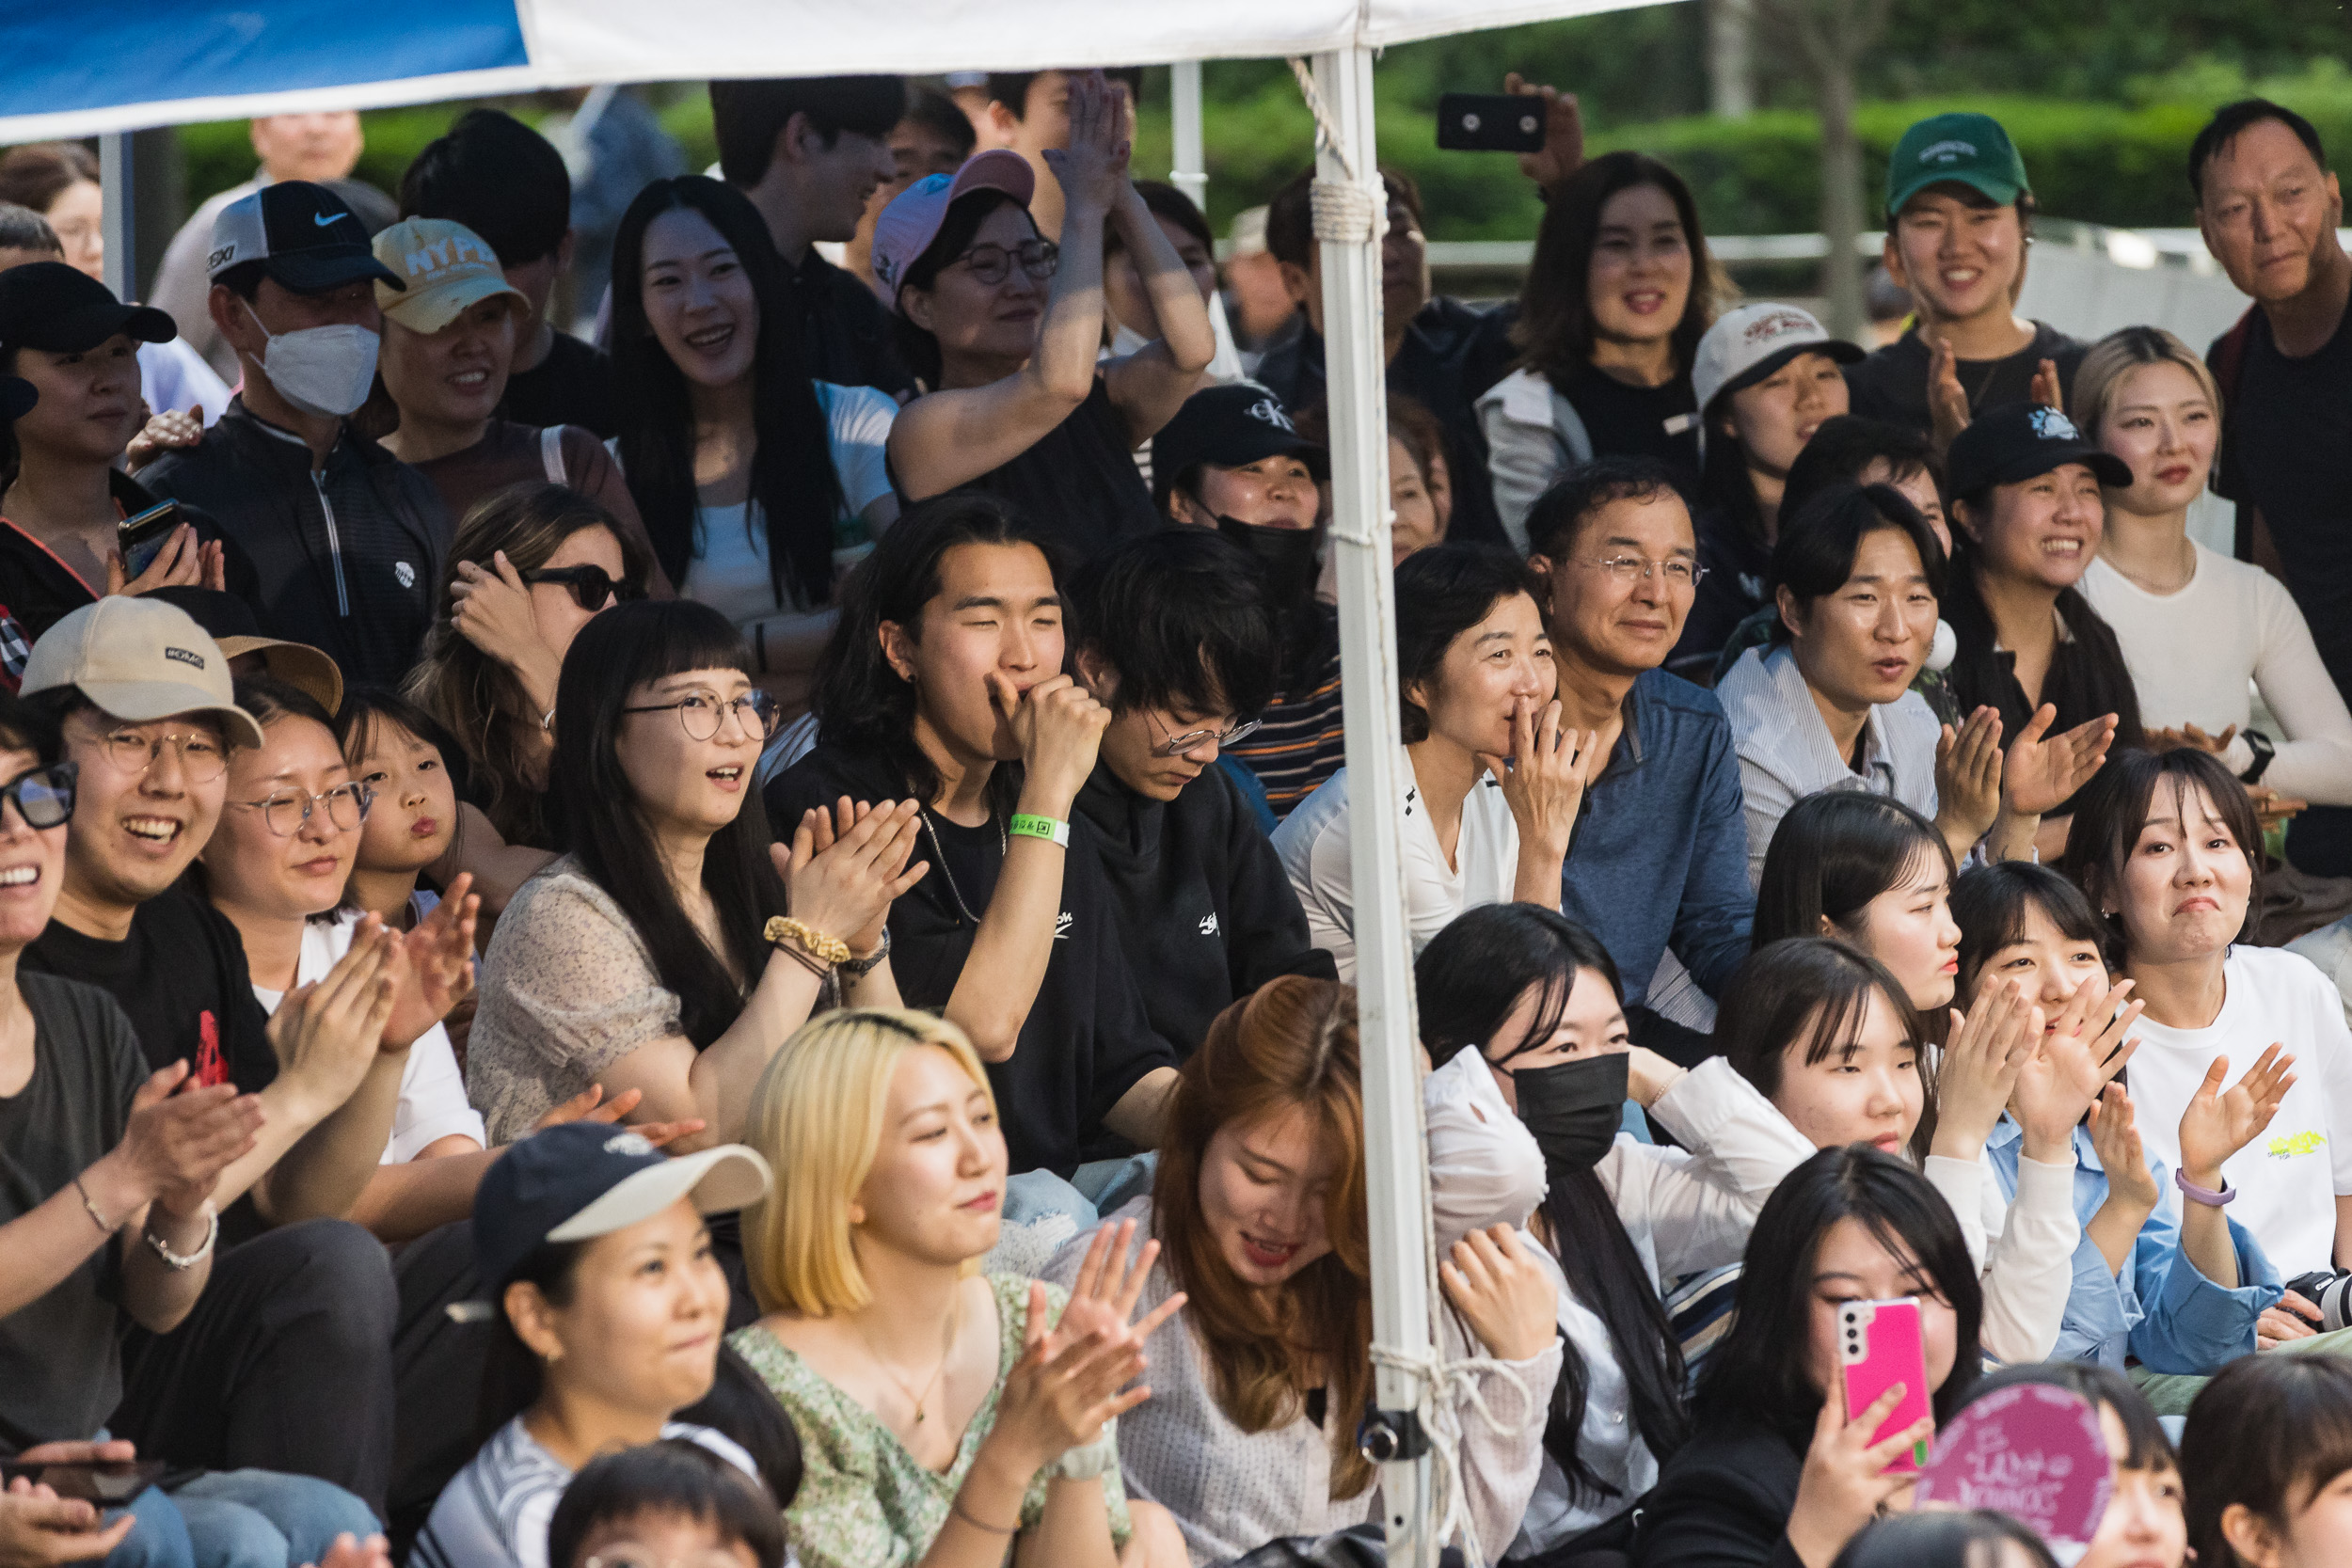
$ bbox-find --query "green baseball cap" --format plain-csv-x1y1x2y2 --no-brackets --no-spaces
1885,112,2030,218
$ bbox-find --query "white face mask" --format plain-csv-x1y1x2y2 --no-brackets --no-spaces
243,300,379,418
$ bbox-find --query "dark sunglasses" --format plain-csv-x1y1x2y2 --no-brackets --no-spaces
522,564,645,612
0,761,75,830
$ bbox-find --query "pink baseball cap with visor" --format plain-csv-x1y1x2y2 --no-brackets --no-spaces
870,149,1037,313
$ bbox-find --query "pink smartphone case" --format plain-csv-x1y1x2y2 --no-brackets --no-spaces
1838,1297,1931,1473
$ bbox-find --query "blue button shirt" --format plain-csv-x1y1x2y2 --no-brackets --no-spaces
1559,668,1754,1006
1987,1117,2282,1373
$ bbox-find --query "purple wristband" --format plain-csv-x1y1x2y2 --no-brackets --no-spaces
2174,1168,2235,1208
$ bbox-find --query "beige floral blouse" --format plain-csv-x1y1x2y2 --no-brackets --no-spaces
730,1274,1132,1568
466,857,689,1142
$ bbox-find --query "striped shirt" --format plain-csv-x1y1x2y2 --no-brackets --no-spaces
1226,610,1345,820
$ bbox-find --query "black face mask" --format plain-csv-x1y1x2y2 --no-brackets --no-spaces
1216,515,1323,610
1509,1052,1629,1179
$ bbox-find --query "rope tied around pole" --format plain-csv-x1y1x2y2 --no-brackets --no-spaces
1367,1332,1540,1568
1286,56,1389,246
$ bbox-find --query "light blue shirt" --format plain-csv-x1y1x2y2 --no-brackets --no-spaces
1987,1116,2282,1373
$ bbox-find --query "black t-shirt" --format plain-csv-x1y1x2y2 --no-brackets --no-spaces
1671,501,1773,680
1557,359,1703,495
765,740,1175,1176
1845,321,2089,436
24,883,279,1095
789,249,916,402
957,376,1161,565
1942,567,2144,816
2212,304,2352,696
0,974,150,1449
499,330,617,439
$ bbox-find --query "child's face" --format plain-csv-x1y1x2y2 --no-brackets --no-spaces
349,719,457,876
571,1509,759,1568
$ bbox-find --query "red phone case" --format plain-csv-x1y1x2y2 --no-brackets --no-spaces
1838,1297,1931,1473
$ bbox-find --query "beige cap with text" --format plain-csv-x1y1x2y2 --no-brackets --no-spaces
22,598,265,748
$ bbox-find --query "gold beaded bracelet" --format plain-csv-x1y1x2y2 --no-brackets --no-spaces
764,916,850,968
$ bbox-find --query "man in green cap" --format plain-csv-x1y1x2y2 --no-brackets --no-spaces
1845,110,2088,447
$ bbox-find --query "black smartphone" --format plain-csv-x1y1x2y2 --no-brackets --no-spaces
0,1459,167,1505
1436,93,1548,152
118,500,182,578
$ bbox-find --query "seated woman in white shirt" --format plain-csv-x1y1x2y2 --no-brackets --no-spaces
195,675,489,1244
610,176,899,716
2072,327,2352,809
1273,544,1599,981
1717,482,2016,879
2060,746,2352,1285
1719,934,2122,1364
1041,976,1563,1566
1416,904,1814,1560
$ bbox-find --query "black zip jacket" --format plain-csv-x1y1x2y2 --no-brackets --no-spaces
0,468,260,646
766,739,1175,1177
1072,762,1334,1059
139,398,452,689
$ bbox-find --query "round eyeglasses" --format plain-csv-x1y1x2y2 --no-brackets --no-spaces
232,782,373,837
1149,714,1263,758
91,727,228,784
621,689,781,743
952,238,1059,286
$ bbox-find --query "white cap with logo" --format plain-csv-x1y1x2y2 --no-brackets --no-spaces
1691,302,1866,429
22,598,265,748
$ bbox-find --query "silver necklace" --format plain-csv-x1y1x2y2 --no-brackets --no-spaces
918,805,1007,927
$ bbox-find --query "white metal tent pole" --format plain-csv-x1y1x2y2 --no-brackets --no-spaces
99,134,136,303
1168,60,1208,212
1308,43,1441,1568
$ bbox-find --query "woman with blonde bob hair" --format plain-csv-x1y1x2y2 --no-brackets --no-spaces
1042,976,1563,1564
2072,326,2352,818
730,1007,1188,1568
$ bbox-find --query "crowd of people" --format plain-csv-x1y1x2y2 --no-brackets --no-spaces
1,63,2350,1568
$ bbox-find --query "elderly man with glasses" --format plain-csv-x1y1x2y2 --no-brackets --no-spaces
1522,456,1754,1064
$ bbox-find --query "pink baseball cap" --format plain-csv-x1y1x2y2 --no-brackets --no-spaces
870,149,1036,312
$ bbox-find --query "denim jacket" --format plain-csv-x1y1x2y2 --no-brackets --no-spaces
1987,1116,2282,1373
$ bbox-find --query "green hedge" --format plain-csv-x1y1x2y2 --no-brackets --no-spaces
169,80,2352,243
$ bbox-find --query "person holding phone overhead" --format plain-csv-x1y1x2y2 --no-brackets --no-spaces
0,263,259,646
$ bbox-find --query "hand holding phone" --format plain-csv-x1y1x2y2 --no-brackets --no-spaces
0,1459,166,1505
1838,1298,1932,1473
1436,93,1549,153
116,501,183,581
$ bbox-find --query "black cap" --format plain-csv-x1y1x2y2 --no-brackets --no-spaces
1151,383,1327,506
1947,402,2133,495
0,261,177,356
207,182,403,294
462,1122,771,1304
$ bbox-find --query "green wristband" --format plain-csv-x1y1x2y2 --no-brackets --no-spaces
1008,813,1070,848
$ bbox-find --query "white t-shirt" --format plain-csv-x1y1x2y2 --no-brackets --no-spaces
677,381,896,626
2080,546,2352,807
2124,946,2352,1276
1271,749,1520,983
249,911,485,1164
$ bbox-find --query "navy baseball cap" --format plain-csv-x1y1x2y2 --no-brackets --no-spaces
459,1122,772,1308
207,182,403,293
1151,383,1327,507
0,261,177,356
1947,402,2133,495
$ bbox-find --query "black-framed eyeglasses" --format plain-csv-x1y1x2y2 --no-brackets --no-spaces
621,689,780,742
952,239,1059,287
231,781,373,837
0,761,76,830
523,564,645,612
1150,713,1263,758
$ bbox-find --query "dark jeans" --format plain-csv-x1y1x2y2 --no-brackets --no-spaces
112,1218,397,1517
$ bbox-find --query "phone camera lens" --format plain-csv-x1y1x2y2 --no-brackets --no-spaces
1463,113,1482,132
